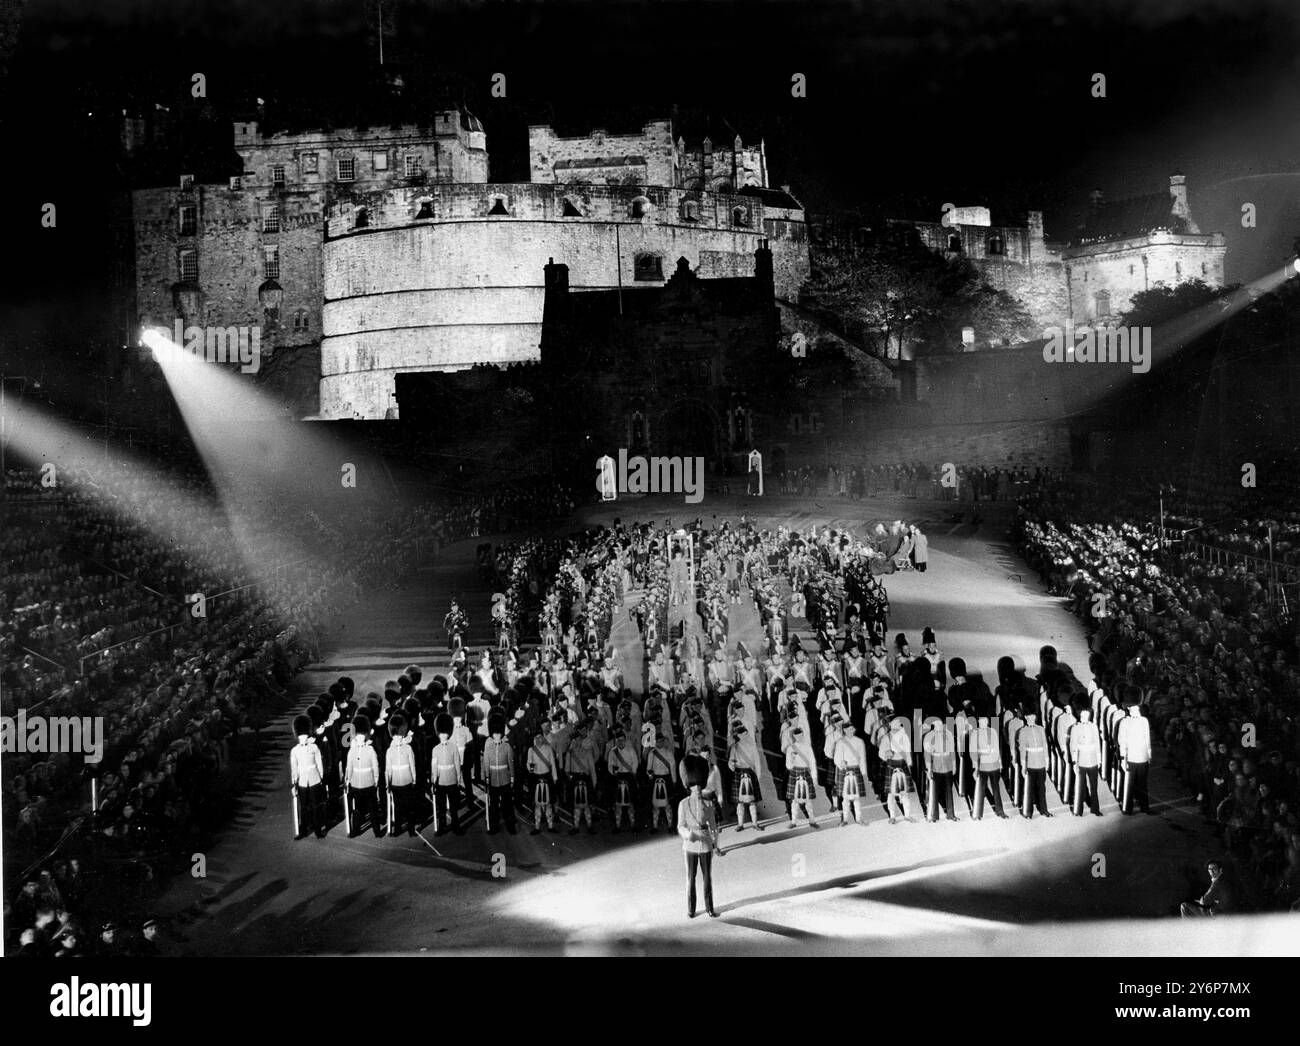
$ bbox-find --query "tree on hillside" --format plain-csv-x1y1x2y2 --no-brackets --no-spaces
1119,279,1234,329
800,237,1037,361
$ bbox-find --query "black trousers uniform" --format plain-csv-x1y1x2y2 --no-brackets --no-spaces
685,851,714,917
433,784,462,833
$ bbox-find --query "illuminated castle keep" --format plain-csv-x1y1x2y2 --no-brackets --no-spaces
129,114,810,420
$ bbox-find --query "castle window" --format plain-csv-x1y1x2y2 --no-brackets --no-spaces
178,205,197,236
262,205,281,233
302,152,318,174
986,235,1004,255
404,155,422,178
681,199,700,222
293,309,309,332
634,253,664,281
178,249,198,282
415,199,434,219
1201,262,1207,275
1129,265,1135,275
179,174,194,191
372,151,389,172
272,164,286,188
1175,262,1182,279
1095,290,1111,318
732,207,750,227
947,234,962,252
354,207,369,229
263,246,280,280
337,157,355,182
488,196,509,216
229,176,242,190
630,196,651,219
562,197,583,217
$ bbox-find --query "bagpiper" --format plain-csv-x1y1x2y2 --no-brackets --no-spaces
831,721,870,827
644,732,678,832
727,720,765,832
526,724,558,834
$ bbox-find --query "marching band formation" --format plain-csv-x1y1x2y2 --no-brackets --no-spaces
288,517,1156,862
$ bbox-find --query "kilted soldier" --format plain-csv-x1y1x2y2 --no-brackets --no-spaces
385,713,420,837
880,717,916,823
923,719,959,822
600,653,624,703
617,695,644,746
822,708,846,813
649,646,676,693
920,628,946,690
891,634,915,686
607,728,641,832
784,725,820,829
1070,707,1103,816
728,721,764,832
707,647,736,735
344,714,383,837
290,715,327,839
565,724,598,834
430,714,465,835
832,722,870,827
1017,711,1051,818
645,733,678,832
970,717,1009,820
526,725,558,835
643,687,675,747
867,639,891,684
481,715,518,835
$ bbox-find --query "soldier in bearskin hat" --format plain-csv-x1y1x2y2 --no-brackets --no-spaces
429,712,466,835
290,714,327,839
482,713,517,835
344,714,383,837
385,712,420,837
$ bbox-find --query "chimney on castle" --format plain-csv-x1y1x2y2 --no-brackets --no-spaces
1168,173,1199,232
544,256,569,292
755,238,774,292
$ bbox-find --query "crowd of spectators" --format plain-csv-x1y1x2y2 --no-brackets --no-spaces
1013,476,1300,914
2,461,577,957
771,462,1065,501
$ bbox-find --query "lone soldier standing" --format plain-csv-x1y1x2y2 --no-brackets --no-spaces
677,754,721,919
430,713,466,835
1018,710,1052,818
923,719,959,822
291,714,327,839
1118,698,1152,815
482,714,518,835
1070,707,1103,816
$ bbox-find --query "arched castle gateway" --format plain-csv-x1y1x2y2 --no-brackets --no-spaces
319,121,808,419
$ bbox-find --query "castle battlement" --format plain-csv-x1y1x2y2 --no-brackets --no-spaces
323,180,802,240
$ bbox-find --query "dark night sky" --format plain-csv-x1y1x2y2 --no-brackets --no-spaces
2,0,1298,383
